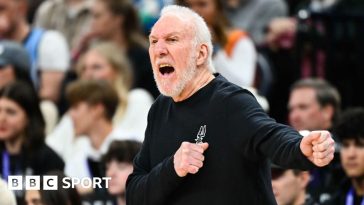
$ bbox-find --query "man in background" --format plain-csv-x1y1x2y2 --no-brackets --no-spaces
288,78,341,132
288,78,343,202
0,0,69,103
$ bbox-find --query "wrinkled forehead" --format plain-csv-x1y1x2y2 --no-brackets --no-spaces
150,14,194,38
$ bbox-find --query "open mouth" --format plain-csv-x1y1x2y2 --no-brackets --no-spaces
159,64,175,76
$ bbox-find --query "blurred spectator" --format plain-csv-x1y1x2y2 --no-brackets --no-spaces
0,0,70,103
288,78,340,132
25,171,81,205
103,140,141,205
77,42,153,133
222,0,288,45
74,0,159,97
325,107,364,205
0,179,16,205
34,0,94,52
0,40,59,135
271,166,318,205
0,81,64,205
264,0,364,124
63,80,137,197
0,40,33,88
288,78,344,202
176,0,257,88
47,42,152,164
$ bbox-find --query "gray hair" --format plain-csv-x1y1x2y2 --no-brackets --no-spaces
160,5,215,72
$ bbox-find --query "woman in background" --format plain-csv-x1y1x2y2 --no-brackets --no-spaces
0,81,64,205
74,0,159,97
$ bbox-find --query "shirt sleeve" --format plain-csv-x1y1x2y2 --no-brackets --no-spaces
226,89,315,169
126,106,184,205
38,30,70,72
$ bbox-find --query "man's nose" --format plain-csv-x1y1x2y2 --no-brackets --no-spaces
289,110,298,121
153,41,168,56
346,145,357,157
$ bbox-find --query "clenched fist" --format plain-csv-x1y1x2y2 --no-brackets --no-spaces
174,142,209,177
300,131,335,167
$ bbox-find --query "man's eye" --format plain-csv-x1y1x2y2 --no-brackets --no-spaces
150,39,158,44
167,38,178,42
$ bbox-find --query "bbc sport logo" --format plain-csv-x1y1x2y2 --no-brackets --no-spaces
7,175,111,190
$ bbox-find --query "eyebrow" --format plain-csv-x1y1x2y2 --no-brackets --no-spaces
149,32,182,39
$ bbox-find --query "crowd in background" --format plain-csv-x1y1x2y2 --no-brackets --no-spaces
0,0,363,204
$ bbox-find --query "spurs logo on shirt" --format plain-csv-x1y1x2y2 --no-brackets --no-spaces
195,125,206,144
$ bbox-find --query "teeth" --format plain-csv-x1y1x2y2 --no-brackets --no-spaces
159,63,172,68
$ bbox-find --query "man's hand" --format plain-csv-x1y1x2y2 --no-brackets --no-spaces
174,142,209,177
300,131,335,167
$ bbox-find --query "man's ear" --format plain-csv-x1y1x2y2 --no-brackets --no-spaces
322,105,334,121
196,44,209,67
299,171,310,189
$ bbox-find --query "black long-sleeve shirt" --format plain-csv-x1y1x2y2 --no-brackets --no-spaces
126,74,315,205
